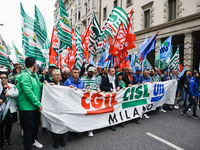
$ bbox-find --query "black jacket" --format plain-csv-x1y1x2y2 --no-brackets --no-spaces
100,76,119,92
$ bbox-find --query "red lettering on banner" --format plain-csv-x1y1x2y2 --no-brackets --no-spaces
81,93,117,115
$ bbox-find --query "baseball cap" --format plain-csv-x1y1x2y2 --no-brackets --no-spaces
88,66,94,72
136,68,141,71
49,64,57,68
116,72,123,77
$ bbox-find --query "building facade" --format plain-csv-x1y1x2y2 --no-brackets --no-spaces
54,0,200,70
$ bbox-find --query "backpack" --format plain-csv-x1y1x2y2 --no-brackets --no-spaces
183,79,190,93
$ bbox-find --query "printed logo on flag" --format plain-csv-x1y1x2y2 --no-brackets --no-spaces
110,15,118,22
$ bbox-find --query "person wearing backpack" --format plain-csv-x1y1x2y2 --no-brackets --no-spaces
181,71,200,119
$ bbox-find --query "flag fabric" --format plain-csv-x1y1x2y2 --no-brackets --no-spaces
104,7,128,38
35,5,47,44
68,28,76,70
0,42,6,53
98,42,109,67
75,28,84,70
49,27,59,65
167,45,180,75
142,58,153,72
130,51,141,71
109,22,127,58
5,45,12,56
82,22,91,60
0,50,12,69
57,0,72,49
20,3,46,62
12,42,24,66
88,12,101,55
138,32,158,63
155,52,160,69
160,35,172,61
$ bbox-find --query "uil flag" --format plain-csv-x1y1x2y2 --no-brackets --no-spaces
160,35,172,61
138,32,158,63
109,22,127,58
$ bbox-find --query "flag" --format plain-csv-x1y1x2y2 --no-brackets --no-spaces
57,0,72,49
104,7,128,38
68,28,76,70
75,27,84,70
124,9,136,51
0,50,12,69
35,5,47,44
5,45,12,56
0,42,6,53
49,26,59,65
82,22,91,60
98,42,109,67
109,22,127,58
12,42,24,66
88,12,101,55
142,58,153,72
138,32,158,63
167,45,180,75
155,52,160,69
160,35,172,61
20,3,46,62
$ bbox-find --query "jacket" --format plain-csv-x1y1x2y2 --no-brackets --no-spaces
100,76,119,92
6,83,18,113
189,76,199,98
17,68,43,111
64,76,84,89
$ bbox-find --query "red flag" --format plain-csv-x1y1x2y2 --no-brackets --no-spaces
109,22,127,57
49,26,59,65
68,28,76,70
82,22,91,60
125,9,136,51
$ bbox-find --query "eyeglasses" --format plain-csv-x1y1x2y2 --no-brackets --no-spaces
1,77,7,79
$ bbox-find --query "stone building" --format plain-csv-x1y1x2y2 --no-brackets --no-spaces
54,0,200,70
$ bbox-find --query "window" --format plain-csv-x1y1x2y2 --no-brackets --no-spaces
78,11,81,20
114,0,118,7
78,0,81,4
103,7,107,20
168,0,176,21
71,9,73,16
144,9,150,28
75,12,77,20
88,18,90,26
88,0,90,10
127,0,132,6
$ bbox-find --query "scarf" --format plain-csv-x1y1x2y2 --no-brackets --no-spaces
126,73,133,82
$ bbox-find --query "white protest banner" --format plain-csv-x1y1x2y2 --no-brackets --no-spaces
41,80,177,134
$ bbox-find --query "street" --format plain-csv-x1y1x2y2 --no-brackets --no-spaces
6,104,200,150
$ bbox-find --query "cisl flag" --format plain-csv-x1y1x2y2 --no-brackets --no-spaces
109,22,127,57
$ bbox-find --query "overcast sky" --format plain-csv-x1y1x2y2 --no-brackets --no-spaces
0,0,55,55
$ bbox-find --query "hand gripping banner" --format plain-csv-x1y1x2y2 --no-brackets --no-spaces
41,80,177,134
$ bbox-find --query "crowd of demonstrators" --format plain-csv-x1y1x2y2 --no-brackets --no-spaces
0,57,200,150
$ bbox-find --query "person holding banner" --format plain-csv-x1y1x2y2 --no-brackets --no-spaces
134,68,142,84
49,69,66,149
181,71,200,119
100,67,120,131
0,72,18,148
17,57,43,150
122,67,135,87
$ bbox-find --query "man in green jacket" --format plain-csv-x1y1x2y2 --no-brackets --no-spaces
17,57,43,150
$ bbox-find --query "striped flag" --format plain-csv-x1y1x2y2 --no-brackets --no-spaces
20,3,46,62
35,5,47,44
0,50,12,69
12,42,24,66
57,0,72,49
75,27,84,70
104,7,128,38
88,12,101,55
0,42,6,53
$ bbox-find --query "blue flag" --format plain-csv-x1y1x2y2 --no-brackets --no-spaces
160,35,172,60
138,32,158,63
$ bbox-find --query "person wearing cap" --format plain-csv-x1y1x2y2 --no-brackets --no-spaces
116,72,126,88
134,68,142,84
40,64,57,83
81,66,100,92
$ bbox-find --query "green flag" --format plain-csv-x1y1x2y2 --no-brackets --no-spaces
12,42,24,67
0,50,12,70
20,3,46,62
104,7,128,38
57,0,72,49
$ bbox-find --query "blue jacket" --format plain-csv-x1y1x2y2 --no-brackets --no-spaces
64,76,84,89
141,76,151,83
189,76,199,98
134,74,141,84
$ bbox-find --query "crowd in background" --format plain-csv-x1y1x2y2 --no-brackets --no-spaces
0,57,199,150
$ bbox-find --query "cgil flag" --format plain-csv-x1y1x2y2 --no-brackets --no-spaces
138,32,158,63
104,7,128,38
12,42,24,66
57,0,72,49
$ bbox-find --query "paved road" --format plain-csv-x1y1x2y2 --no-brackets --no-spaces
5,104,200,150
